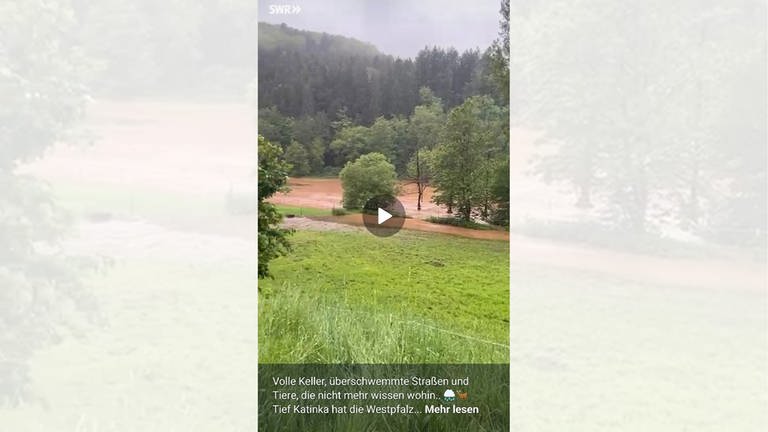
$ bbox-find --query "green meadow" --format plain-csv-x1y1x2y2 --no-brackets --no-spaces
259,230,510,363
274,204,332,217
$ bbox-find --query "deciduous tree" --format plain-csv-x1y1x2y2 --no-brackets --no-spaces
339,153,398,209
432,96,505,221
258,136,292,278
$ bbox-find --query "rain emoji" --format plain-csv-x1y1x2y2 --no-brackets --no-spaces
443,389,456,402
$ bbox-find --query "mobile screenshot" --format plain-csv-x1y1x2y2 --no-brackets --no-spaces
1,0,765,431
257,0,511,430
0,0,765,430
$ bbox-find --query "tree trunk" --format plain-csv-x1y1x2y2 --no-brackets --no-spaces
459,200,472,221
575,185,592,208
687,154,700,226
415,150,422,211
630,169,648,233
576,141,593,208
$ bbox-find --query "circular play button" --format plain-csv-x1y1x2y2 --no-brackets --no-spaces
362,194,405,237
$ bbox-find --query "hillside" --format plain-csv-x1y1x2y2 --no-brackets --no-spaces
257,22,500,126
258,22,380,57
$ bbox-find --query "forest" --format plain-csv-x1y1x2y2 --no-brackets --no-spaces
63,0,764,244
510,0,765,244
258,22,503,123
258,22,511,224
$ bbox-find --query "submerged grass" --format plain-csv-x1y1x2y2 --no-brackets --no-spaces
426,216,500,231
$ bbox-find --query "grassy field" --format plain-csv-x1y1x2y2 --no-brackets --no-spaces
274,204,332,217
51,180,220,219
0,258,259,431
259,230,510,363
7,99,763,430
509,262,767,431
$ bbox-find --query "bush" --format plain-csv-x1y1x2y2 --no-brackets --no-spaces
331,207,349,216
339,153,398,209
427,216,496,231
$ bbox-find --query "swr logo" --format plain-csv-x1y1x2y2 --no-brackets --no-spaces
269,4,301,15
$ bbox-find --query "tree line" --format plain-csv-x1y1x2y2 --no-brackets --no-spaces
257,19,510,225
330,88,509,224
260,85,510,224
512,0,765,244
1,0,96,403
257,3,511,245
258,22,503,125
67,0,261,97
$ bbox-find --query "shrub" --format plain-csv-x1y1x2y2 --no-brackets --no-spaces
339,153,398,209
427,216,496,231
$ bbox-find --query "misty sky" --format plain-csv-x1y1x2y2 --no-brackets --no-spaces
259,0,502,58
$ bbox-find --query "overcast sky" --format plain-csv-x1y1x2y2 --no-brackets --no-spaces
259,0,502,58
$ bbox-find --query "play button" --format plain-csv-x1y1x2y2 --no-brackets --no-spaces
362,194,405,237
378,208,393,224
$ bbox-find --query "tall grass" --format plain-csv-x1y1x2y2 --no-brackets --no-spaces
259,285,508,363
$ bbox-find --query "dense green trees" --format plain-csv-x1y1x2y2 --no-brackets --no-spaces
329,125,371,166
258,107,295,148
328,86,509,223
408,88,445,210
489,0,510,104
284,141,311,177
512,0,765,241
258,136,293,278
339,153,399,210
259,77,511,226
259,22,379,57
70,0,260,97
431,96,507,221
325,92,510,224
258,8,511,228
1,0,95,402
258,23,505,125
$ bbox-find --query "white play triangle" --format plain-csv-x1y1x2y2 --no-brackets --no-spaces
377,207,393,224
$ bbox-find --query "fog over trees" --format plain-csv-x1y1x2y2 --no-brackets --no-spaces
257,0,500,59
258,15,511,225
